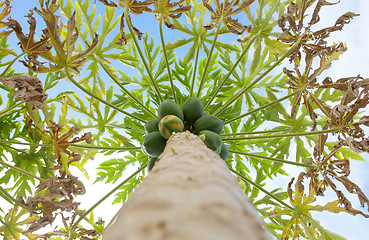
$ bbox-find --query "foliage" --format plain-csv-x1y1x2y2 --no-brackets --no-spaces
0,0,368,239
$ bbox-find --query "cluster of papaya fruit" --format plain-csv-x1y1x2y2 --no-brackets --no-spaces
142,97,229,171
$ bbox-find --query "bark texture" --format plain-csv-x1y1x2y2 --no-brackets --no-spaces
102,132,272,240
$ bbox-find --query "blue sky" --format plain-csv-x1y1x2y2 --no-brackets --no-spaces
2,0,369,239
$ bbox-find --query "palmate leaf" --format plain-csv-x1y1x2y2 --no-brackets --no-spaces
172,59,194,89
95,157,137,184
113,171,144,204
66,85,142,139
168,0,239,63
0,206,39,240
269,174,355,240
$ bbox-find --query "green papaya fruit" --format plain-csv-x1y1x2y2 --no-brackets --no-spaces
219,143,229,161
142,131,167,157
147,156,157,171
158,99,184,120
194,115,224,134
145,119,160,134
202,111,209,116
181,97,204,125
158,115,184,139
198,130,222,154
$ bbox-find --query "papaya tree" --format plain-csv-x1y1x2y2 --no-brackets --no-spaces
0,0,368,239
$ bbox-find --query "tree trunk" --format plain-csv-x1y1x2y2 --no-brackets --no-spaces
102,132,272,240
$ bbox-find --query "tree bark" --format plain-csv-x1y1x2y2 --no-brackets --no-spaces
102,132,272,240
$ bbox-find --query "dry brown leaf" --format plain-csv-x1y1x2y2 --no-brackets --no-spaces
1,13,52,55
201,0,254,36
21,174,86,234
0,75,48,108
0,0,12,28
331,104,351,119
44,122,92,173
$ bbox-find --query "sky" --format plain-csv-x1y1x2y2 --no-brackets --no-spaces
1,0,369,239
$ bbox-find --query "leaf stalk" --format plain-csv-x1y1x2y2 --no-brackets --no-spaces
196,22,222,97
229,150,318,168
0,102,24,118
159,15,177,103
64,67,147,123
124,9,163,102
0,160,45,182
95,55,158,118
229,168,296,212
204,37,256,111
213,38,303,116
224,90,303,124
222,128,342,141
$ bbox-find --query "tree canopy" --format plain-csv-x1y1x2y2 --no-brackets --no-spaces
0,0,368,239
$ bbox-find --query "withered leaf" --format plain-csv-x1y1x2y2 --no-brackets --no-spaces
296,172,307,194
201,0,254,36
0,0,11,28
1,12,52,55
23,215,55,234
331,104,351,119
314,132,328,158
44,122,92,173
336,12,360,27
308,92,332,119
341,137,369,154
303,94,317,130
277,0,358,63
153,0,191,29
22,174,86,234
0,75,48,108
336,176,369,211
287,177,295,202
98,0,118,7
30,0,98,73
359,116,369,127
310,0,340,25
345,94,369,121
